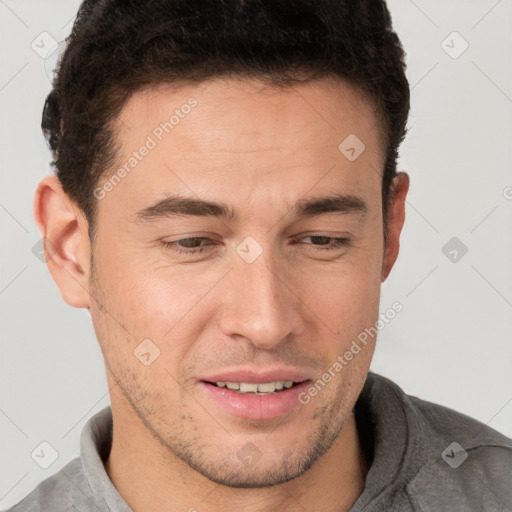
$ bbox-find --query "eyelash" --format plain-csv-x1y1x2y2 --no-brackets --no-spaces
160,236,351,255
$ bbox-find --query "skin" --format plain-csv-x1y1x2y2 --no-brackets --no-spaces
34,76,409,512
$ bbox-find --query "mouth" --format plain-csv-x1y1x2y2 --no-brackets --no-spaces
198,379,311,420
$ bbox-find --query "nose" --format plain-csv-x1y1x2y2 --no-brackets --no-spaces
217,245,305,350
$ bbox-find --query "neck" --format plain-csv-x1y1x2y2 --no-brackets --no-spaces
104,400,369,512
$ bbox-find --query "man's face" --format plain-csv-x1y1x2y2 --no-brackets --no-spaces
87,77,389,486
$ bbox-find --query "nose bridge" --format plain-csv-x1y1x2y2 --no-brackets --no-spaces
219,243,302,348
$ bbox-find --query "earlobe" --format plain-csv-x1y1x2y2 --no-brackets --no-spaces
33,174,92,308
381,172,410,282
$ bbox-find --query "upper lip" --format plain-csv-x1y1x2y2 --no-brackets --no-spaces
200,368,310,384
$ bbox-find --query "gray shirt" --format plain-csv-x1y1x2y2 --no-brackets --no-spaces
4,372,512,511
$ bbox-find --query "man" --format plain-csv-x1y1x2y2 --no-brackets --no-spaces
6,0,511,511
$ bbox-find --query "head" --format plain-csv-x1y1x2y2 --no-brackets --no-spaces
35,0,410,488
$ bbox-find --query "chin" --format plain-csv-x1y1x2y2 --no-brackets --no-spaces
191,459,310,489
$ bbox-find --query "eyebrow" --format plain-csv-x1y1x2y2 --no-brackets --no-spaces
134,193,367,223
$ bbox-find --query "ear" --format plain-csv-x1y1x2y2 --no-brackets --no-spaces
381,172,409,282
33,174,92,308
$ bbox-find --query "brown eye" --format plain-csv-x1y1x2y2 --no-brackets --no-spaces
161,237,215,254
298,236,350,250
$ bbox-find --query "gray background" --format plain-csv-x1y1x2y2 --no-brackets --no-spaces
1,0,511,508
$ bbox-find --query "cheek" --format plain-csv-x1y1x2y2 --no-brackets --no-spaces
92,251,219,373
119,267,215,333
304,251,382,326
89,263,189,402
300,262,381,397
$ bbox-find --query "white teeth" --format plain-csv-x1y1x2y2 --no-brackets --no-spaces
257,382,277,393
214,381,298,393
239,383,259,393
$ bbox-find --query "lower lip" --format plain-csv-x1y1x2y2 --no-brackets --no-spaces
198,381,311,421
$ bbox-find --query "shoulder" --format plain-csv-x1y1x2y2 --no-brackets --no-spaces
367,372,512,451
3,457,100,512
402,383,512,445
377,373,512,511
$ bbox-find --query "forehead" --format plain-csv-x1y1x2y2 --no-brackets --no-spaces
115,76,383,158
99,76,384,224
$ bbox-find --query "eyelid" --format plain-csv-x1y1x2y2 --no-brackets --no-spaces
159,234,352,255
